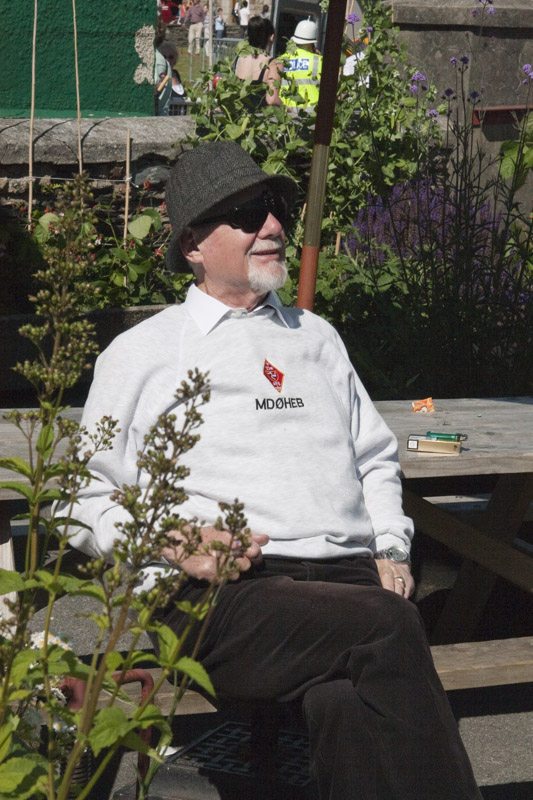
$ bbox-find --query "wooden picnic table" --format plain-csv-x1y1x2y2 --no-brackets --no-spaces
2,398,533,654
374,396,533,644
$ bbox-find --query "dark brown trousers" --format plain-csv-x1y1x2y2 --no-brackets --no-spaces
155,556,482,800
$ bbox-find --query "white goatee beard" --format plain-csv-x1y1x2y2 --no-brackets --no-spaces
248,260,288,294
247,237,287,294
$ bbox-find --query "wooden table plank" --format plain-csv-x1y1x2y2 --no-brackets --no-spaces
430,636,533,690
375,396,533,479
403,488,533,594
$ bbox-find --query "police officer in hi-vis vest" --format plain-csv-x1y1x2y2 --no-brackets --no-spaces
280,18,322,110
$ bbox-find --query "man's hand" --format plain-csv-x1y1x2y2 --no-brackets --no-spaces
162,526,269,583
375,559,415,598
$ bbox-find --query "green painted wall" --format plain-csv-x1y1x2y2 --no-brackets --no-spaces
0,1,156,118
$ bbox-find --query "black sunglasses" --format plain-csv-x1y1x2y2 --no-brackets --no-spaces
199,192,289,233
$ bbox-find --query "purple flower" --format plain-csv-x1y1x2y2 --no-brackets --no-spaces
470,90,480,99
366,26,373,33
471,8,479,16
523,64,532,75
409,84,418,94
411,71,427,82
346,13,360,24
427,109,438,118
460,55,470,64
443,87,454,97
450,56,458,66
487,7,495,13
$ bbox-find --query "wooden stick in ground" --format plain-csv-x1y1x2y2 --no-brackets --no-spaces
72,0,83,173
28,0,38,228
123,129,132,261
335,231,342,256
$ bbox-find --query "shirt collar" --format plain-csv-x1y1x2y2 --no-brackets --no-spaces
184,283,290,335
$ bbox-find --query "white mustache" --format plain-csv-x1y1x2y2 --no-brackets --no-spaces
250,237,284,256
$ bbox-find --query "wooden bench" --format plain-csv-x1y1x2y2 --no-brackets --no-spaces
112,636,533,723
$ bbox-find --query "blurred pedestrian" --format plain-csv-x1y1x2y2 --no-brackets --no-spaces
154,35,178,115
215,8,226,39
234,15,282,107
184,0,205,55
238,0,250,37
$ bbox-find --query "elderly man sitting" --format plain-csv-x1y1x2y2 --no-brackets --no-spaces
69,142,482,800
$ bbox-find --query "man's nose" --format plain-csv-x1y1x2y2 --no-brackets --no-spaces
259,212,284,237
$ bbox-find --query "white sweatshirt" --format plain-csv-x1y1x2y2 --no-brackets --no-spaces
67,285,413,573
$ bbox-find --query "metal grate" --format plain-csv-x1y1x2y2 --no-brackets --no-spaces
169,721,311,787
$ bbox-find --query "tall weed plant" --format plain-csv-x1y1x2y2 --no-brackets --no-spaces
341,49,533,398
0,176,251,800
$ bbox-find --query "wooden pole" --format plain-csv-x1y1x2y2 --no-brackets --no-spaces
72,0,83,173
296,0,346,311
28,0,38,229
123,129,131,252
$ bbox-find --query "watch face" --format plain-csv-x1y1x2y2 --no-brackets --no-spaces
385,547,410,562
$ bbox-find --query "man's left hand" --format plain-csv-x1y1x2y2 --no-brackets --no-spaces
375,559,414,598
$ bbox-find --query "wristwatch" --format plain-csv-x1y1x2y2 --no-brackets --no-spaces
373,546,411,567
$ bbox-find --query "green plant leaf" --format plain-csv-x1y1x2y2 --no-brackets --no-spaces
105,650,124,676
0,755,48,795
88,706,134,756
36,424,54,457
0,723,13,763
135,704,168,730
128,215,153,241
10,651,39,688
138,207,163,230
0,569,25,594
34,488,63,504
176,656,215,697
225,123,244,140
0,458,32,479
157,625,180,667
0,481,33,501
70,582,107,602
121,730,161,759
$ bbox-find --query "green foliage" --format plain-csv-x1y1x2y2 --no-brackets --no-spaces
31,188,190,311
316,58,533,398
189,0,437,247
499,111,533,189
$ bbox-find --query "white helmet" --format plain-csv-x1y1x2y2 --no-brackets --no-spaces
292,18,317,45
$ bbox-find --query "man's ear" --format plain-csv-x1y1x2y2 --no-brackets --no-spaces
180,226,204,265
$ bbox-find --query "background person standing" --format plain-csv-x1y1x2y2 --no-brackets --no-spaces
184,0,205,55
238,0,250,37
280,18,322,111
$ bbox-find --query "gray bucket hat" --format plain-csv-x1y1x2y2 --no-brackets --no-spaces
165,142,297,272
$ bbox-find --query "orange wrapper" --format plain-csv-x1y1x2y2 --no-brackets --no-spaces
412,397,434,413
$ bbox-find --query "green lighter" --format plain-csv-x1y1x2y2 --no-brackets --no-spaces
425,431,467,442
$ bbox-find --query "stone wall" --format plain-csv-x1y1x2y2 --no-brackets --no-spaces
390,0,533,203
391,0,532,108
0,116,194,202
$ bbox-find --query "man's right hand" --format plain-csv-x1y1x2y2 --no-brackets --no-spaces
162,526,269,583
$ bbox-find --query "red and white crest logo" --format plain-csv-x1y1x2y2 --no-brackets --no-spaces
263,359,284,393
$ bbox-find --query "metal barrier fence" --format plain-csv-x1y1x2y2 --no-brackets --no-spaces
186,37,241,81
